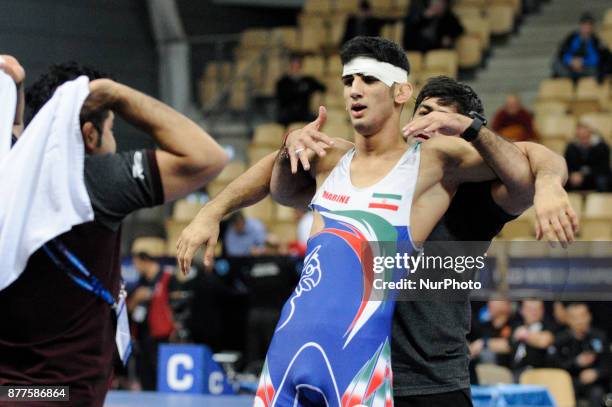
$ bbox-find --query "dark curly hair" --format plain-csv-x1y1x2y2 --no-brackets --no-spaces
340,36,410,74
414,76,484,116
25,61,111,135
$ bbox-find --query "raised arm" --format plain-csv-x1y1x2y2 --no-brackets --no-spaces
176,109,340,274
405,111,534,212
270,106,340,206
0,55,25,138
176,152,278,273
87,79,228,203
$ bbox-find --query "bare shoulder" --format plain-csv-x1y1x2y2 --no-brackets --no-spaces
316,137,353,174
420,136,473,166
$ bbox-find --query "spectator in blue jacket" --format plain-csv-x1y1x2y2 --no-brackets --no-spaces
553,13,604,82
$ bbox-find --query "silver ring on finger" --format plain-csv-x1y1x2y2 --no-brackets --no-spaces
294,147,305,154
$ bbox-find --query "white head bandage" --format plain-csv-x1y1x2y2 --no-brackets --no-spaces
342,57,408,87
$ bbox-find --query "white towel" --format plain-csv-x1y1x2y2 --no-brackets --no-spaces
0,76,94,291
0,62,17,160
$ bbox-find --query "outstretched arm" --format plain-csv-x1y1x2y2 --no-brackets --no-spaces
516,142,577,244
176,152,277,273
404,111,534,213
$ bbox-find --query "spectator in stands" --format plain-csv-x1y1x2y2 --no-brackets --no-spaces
553,303,610,407
552,13,604,82
511,300,555,376
491,94,537,142
342,0,387,45
223,211,267,256
564,122,611,192
275,54,326,126
128,251,174,390
402,0,464,53
470,300,518,368
168,267,198,342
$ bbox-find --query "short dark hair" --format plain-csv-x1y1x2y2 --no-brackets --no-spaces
579,12,594,24
414,76,484,116
340,36,410,74
25,61,111,137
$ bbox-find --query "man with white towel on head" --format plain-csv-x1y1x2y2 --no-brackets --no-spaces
0,57,228,406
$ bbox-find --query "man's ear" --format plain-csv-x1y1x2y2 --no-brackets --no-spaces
81,122,98,153
394,83,413,105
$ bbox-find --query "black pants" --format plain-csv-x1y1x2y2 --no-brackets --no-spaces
395,389,473,407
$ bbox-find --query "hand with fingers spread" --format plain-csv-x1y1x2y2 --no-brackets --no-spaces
285,106,335,173
403,111,472,139
176,207,222,275
533,177,579,247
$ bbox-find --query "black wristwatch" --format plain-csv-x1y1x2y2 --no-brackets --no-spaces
461,111,487,142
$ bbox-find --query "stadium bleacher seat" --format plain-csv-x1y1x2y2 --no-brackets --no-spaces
131,237,166,257
303,0,331,15
243,196,275,225
459,16,491,51
165,219,190,256
406,52,423,82
269,221,298,243
534,101,568,118
539,138,568,155
603,8,612,28
424,49,458,79
537,114,576,140
247,145,276,165
580,112,612,140
537,78,574,103
584,193,612,219
253,123,285,147
334,0,360,14
475,364,514,385
172,200,203,222
302,55,326,80
486,5,514,36
519,368,576,407
456,35,482,69
579,219,612,240
275,203,296,222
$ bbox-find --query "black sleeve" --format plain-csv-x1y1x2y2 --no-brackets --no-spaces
306,77,326,93
564,144,580,173
444,181,518,241
84,149,164,231
591,143,611,175
557,32,575,59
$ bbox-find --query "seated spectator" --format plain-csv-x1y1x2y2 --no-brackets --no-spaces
564,122,611,192
553,303,610,407
342,0,388,45
223,211,267,256
511,300,555,376
275,54,326,126
470,300,518,368
402,0,464,53
552,13,604,82
491,94,537,142
128,251,174,391
168,267,199,342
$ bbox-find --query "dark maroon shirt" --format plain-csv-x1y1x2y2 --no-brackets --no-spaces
0,150,163,406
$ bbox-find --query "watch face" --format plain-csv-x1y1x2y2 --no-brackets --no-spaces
469,111,487,126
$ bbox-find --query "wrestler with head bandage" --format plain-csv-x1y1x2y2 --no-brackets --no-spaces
176,36,571,407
